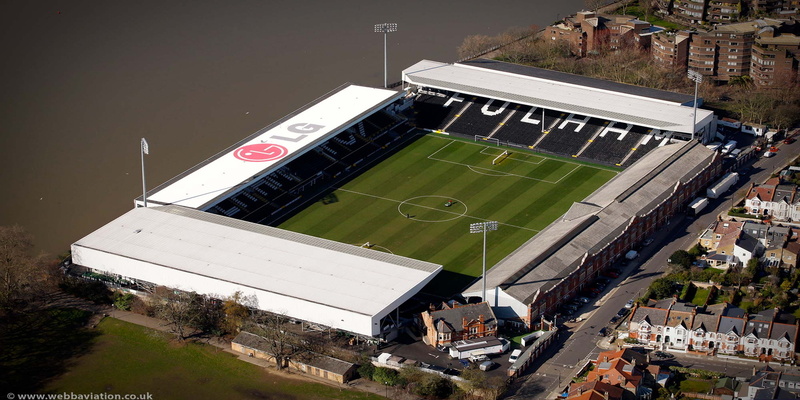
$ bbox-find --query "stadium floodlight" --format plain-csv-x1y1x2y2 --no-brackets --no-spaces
374,23,398,88
141,137,149,207
470,221,498,305
687,70,703,142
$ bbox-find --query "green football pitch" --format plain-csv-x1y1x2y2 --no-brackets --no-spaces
279,134,618,295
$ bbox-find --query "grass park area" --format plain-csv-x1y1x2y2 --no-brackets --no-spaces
280,134,618,295
42,317,382,400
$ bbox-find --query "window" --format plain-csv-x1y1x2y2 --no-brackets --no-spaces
469,326,478,335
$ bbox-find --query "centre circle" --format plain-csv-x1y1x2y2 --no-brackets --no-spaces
397,195,468,223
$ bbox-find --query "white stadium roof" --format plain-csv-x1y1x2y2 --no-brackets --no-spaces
72,206,442,337
145,84,403,209
402,60,714,134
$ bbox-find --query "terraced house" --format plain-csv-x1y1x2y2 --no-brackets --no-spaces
628,299,799,361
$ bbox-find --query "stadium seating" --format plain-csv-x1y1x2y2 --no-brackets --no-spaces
446,96,511,137
534,113,599,156
205,106,413,224
412,91,466,131
490,105,546,147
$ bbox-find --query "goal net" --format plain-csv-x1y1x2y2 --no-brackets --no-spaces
492,150,510,165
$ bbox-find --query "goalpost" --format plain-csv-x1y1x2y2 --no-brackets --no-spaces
475,135,500,146
492,150,510,165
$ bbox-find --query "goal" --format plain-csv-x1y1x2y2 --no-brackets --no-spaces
492,150,510,165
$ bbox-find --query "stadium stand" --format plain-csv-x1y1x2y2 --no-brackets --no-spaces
205,107,411,225
534,113,601,156
410,89,687,167
446,96,511,137
489,105,546,147
411,90,467,131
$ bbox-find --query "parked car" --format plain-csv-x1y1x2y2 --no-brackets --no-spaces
577,297,591,304
479,361,496,371
459,359,470,368
597,327,608,336
605,270,620,278
643,238,654,246
469,354,489,363
509,349,522,363
625,300,635,309
654,351,674,359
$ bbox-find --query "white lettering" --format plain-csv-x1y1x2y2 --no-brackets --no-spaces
481,99,509,116
443,93,464,107
558,114,591,132
520,108,541,125
599,122,632,139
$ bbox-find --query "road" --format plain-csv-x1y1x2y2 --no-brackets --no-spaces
505,132,800,400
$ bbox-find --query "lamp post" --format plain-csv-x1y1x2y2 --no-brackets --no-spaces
687,70,703,141
140,138,150,207
470,221,498,304
374,23,397,88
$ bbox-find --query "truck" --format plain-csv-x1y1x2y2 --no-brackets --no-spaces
706,172,739,199
688,197,709,216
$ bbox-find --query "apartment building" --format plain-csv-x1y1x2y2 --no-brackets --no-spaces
545,11,660,56
652,31,694,68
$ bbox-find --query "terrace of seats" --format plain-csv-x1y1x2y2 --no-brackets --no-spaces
445,96,511,137
622,128,675,166
411,91,465,131
533,113,603,156
489,105,546,147
579,121,640,165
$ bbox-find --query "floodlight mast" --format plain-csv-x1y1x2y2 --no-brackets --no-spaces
140,138,150,207
470,221,498,305
687,70,703,142
374,23,397,88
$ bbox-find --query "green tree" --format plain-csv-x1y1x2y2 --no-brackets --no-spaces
372,367,403,386
221,291,252,335
113,292,134,311
414,373,453,398
650,277,677,299
669,250,694,268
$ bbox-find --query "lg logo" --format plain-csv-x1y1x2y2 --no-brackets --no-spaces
232,122,325,162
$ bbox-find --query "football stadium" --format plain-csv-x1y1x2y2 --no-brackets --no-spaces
71,59,723,338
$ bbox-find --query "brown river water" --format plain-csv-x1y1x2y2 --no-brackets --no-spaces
1,0,597,256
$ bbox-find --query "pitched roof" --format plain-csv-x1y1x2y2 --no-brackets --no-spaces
568,381,625,400
631,306,669,326
304,354,356,375
428,302,496,333
718,316,745,335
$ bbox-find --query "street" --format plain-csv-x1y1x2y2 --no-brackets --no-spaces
505,133,800,399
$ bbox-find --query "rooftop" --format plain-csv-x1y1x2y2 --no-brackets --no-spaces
403,59,713,133
72,205,442,318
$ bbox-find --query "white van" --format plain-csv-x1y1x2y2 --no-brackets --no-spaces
509,349,523,363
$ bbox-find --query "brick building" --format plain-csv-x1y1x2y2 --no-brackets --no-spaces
545,11,660,56
652,31,694,68
420,302,498,348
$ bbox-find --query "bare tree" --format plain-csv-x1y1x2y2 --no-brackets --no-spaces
457,35,496,60
585,0,607,12
0,225,56,313
153,286,201,341
246,310,310,370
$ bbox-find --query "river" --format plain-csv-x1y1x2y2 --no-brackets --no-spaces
1,0,595,256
